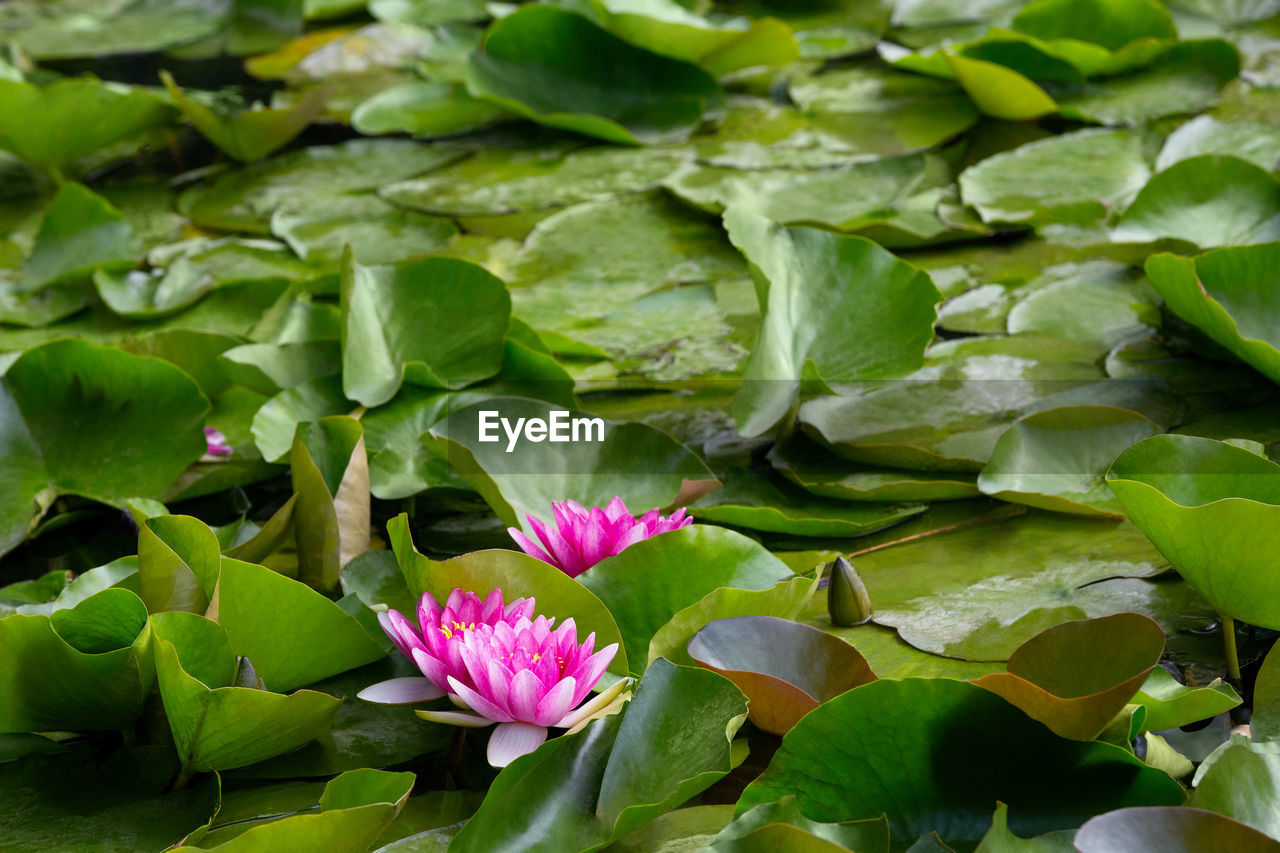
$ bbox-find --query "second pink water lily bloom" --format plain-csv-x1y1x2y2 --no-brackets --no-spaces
509,497,692,577
362,588,535,705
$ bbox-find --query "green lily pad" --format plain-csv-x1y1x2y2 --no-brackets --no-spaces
176,769,416,852
220,340,342,396
0,746,220,852
0,77,173,174
138,514,222,615
977,406,1164,518
506,190,746,329
352,80,508,138
234,659,453,779
150,610,342,774
22,183,135,291
610,805,734,853
449,659,747,852
94,237,319,319
786,65,979,157
381,144,688,217
587,0,799,75
1054,40,1240,126
711,797,889,852
212,557,385,692
465,6,724,145
1107,434,1280,629
0,588,154,733
769,434,981,502
1156,114,1280,171
1144,244,1280,384
972,613,1165,740
958,128,1151,225
1131,666,1241,733
271,194,457,267
1004,262,1161,349
1189,736,1280,840
360,388,468,500
841,510,1211,660
739,678,1185,844
179,139,467,234
689,468,927,537
556,283,749,382
947,53,1060,121
162,71,323,162
799,334,1177,472
252,376,352,465
290,416,371,592
578,525,795,673
666,153,951,237
0,278,93,328
646,575,820,668
689,614,877,734
341,253,510,407
690,95,947,170
426,397,714,531
1075,806,1280,853
1013,0,1175,49
388,513,630,674
1112,155,1280,248
0,0,232,59
0,340,210,556
1255,640,1280,742
725,208,940,436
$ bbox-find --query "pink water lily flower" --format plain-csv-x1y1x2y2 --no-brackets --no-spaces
509,497,692,577
202,426,232,460
359,588,535,705
417,614,620,766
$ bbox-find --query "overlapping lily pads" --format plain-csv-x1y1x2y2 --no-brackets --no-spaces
739,678,1185,845
689,615,876,734
465,6,724,145
0,340,209,556
1107,434,1280,629
972,613,1165,739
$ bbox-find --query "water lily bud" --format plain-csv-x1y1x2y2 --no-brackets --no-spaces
828,556,872,626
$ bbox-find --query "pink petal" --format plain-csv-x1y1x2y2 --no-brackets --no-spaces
604,496,630,522
568,644,618,707
507,668,544,723
418,591,442,627
506,597,536,621
510,526,555,565
610,524,649,555
480,588,505,623
455,593,482,626
486,659,512,712
529,515,585,576
487,722,548,768
448,677,514,723
410,648,453,692
577,509,613,567
459,643,495,695
357,677,445,705
204,426,232,456
534,677,576,726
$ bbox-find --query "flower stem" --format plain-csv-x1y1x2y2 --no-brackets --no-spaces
1222,613,1242,688
448,728,471,789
